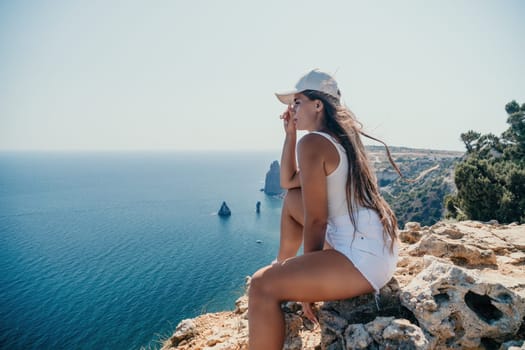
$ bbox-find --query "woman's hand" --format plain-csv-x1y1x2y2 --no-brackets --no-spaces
301,302,319,326
280,104,296,135
279,103,301,189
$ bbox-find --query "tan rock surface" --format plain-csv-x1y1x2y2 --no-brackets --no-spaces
161,221,525,350
400,258,524,348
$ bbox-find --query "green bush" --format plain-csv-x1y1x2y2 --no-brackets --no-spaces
447,100,525,223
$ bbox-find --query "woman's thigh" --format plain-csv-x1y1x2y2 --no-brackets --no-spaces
251,250,374,302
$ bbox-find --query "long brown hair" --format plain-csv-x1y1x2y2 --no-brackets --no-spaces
302,90,398,252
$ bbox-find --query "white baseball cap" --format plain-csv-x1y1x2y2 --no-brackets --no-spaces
275,69,340,105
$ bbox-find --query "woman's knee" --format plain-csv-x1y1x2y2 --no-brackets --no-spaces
249,267,276,301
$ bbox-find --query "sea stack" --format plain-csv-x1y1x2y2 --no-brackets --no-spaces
218,201,231,217
256,201,261,213
264,160,283,195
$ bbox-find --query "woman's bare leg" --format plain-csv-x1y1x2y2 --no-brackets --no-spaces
277,188,304,262
248,250,374,350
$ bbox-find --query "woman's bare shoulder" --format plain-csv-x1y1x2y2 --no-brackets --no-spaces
298,132,329,148
298,133,335,155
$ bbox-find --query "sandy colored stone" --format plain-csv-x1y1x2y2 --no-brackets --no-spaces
400,259,525,349
399,228,423,244
344,323,372,349
409,233,497,266
381,318,430,350
451,221,515,253
492,225,525,250
234,295,248,315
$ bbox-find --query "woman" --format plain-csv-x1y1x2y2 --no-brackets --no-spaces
248,69,400,349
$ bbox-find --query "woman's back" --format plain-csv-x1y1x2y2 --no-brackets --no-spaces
309,131,349,219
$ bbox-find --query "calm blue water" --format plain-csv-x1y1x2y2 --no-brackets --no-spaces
0,151,283,349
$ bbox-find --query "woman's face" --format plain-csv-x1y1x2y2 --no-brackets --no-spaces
291,93,322,131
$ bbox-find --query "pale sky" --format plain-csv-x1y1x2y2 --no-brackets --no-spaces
1,0,524,152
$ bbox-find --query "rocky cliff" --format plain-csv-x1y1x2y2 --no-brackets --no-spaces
161,221,525,350
264,160,283,196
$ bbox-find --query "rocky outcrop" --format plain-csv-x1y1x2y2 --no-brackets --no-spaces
264,160,283,196
161,221,525,350
400,258,523,349
218,201,231,217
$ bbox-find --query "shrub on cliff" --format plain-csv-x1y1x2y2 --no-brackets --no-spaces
383,163,455,228
446,100,525,223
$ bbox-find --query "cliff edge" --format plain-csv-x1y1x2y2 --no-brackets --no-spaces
161,220,525,350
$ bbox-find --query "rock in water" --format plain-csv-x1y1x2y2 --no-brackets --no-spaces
256,201,261,213
218,201,231,217
264,160,283,195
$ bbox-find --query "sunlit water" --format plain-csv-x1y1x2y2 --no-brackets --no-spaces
0,151,283,349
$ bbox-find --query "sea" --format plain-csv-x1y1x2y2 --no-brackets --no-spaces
0,151,284,350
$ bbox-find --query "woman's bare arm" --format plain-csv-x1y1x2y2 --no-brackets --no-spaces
297,133,328,253
280,134,301,189
280,105,301,189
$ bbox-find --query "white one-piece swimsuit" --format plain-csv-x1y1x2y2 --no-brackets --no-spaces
311,131,399,293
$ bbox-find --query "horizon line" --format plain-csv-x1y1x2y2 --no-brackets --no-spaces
0,145,465,153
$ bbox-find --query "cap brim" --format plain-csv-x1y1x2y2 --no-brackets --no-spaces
275,90,297,105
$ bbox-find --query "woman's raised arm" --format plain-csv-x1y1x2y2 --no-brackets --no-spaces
280,105,301,189
297,133,328,253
